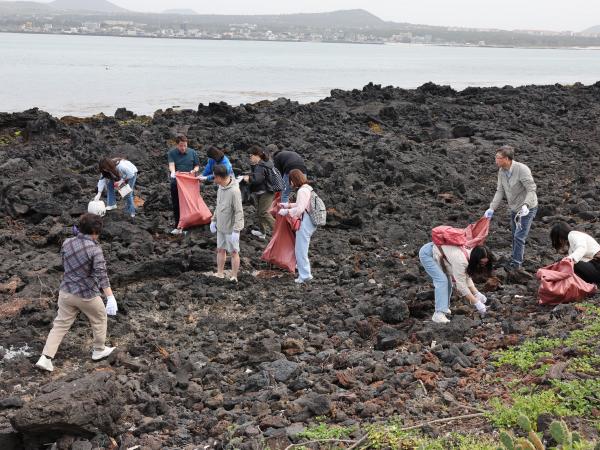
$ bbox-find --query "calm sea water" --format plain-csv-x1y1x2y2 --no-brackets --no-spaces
2,32,600,117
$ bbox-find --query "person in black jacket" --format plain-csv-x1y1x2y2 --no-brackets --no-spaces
244,145,275,240
271,146,307,203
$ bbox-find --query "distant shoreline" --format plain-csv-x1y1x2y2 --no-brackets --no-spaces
4,30,600,50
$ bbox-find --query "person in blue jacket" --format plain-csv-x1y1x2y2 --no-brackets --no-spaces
199,146,234,182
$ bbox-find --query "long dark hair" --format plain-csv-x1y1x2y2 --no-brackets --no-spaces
466,246,494,278
98,157,119,180
550,222,572,251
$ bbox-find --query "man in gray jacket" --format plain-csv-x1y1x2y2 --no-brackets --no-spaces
485,145,538,270
210,165,244,282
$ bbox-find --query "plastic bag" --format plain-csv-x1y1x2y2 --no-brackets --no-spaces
536,258,597,305
269,192,282,218
176,172,212,229
261,215,297,272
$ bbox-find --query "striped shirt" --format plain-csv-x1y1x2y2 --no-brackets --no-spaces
59,234,110,299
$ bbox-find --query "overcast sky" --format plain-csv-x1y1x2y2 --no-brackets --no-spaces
26,0,600,31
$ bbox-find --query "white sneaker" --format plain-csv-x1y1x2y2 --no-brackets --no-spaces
35,355,54,372
92,346,115,361
432,312,450,323
442,308,452,315
170,228,183,235
294,276,313,284
214,272,225,279
251,230,266,239
229,276,238,283
105,205,117,211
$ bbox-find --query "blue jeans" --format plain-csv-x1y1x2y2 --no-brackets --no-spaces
509,207,537,268
419,242,452,313
295,213,317,280
107,175,137,215
281,173,291,204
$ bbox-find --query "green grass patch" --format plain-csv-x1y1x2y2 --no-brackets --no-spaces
297,422,355,440
493,337,561,371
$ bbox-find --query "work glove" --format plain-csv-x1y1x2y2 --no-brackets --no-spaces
94,192,102,202
475,292,487,305
210,222,217,234
473,301,486,316
520,205,530,216
484,209,494,219
562,257,574,264
278,208,289,216
106,295,118,316
170,171,176,179
278,202,289,208
230,231,240,246
198,176,208,181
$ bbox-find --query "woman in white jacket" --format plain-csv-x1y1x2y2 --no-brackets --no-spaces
550,222,600,284
277,169,316,284
96,157,138,218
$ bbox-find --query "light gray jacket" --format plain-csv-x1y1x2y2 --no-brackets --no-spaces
212,178,244,233
490,161,538,213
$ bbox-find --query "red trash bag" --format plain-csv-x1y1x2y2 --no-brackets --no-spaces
176,172,212,229
464,217,491,249
269,192,282,218
536,259,597,305
261,215,297,272
432,217,490,249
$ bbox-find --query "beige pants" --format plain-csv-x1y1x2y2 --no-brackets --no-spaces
42,290,107,358
257,192,275,234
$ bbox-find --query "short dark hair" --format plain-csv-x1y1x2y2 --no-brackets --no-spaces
466,246,494,278
249,145,268,161
207,146,224,162
213,164,229,179
496,145,515,160
175,135,188,144
78,213,103,235
289,169,308,188
550,222,572,251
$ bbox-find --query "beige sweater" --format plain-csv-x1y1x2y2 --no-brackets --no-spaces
490,161,538,213
432,245,475,297
212,179,244,233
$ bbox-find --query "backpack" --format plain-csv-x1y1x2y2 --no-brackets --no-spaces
266,166,284,192
431,226,467,247
307,189,327,226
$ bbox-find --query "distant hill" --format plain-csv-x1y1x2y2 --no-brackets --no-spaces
49,0,128,13
0,1,53,14
163,9,198,15
582,25,600,34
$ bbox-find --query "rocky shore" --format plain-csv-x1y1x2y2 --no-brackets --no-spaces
0,81,599,449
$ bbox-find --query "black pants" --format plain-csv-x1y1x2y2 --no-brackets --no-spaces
575,259,600,285
170,179,179,227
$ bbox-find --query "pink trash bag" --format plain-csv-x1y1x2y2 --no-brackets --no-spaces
176,172,212,229
261,215,298,272
536,258,597,305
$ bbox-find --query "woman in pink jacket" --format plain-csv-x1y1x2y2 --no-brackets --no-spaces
278,169,316,284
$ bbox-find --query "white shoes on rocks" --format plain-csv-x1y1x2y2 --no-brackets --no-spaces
92,346,116,361
431,312,450,324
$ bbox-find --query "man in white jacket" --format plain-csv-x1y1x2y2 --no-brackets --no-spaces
485,146,538,270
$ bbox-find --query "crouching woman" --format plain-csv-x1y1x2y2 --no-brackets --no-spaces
35,213,117,372
550,222,600,285
419,242,494,323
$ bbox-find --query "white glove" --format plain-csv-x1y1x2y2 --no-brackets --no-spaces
475,292,487,305
520,205,530,216
170,171,176,179
210,222,217,234
474,300,486,316
94,192,102,202
278,202,289,208
106,295,118,316
230,231,240,245
484,209,494,219
278,209,289,216
199,176,208,181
